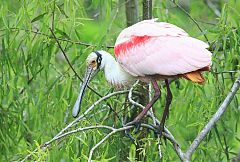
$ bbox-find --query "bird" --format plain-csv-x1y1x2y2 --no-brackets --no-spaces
72,18,212,136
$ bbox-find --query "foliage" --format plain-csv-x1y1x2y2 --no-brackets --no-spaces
0,0,239,161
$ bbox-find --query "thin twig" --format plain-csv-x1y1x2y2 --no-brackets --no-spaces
128,80,143,109
47,125,115,146
213,70,239,74
49,28,102,97
88,125,133,161
184,77,240,161
19,66,44,94
0,27,115,48
170,0,209,44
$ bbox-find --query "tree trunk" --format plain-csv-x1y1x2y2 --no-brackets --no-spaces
125,0,138,26
142,0,152,20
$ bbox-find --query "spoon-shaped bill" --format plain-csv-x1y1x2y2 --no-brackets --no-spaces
72,67,93,117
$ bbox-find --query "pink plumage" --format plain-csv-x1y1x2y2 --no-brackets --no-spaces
114,19,212,81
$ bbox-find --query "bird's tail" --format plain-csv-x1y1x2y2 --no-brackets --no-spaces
183,71,205,84
182,66,210,84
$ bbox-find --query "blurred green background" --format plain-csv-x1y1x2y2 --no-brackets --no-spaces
0,0,239,161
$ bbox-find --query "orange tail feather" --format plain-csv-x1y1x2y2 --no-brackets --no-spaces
183,71,205,84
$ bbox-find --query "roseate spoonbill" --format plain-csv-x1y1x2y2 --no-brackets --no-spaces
72,19,212,135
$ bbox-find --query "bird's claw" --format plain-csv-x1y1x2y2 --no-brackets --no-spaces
125,119,142,134
153,125,164,138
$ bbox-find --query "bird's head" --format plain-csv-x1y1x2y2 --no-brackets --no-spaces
86,51,103,71
83,51,105,84
72,50,107,117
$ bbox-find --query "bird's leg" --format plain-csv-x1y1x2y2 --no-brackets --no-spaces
158,79,172,137
126,80,161,126
125,129,135,142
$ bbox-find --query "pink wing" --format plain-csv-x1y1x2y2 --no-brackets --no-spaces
114,19,212,77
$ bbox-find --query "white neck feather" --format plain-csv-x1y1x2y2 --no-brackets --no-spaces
99,51,135,87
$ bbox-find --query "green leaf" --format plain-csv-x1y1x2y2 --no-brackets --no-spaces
55,28,71,40
31,12,48,23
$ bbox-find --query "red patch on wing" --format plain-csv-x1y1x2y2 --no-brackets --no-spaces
114,35,152,57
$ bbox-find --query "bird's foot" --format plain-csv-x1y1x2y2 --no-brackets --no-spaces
125,119,142,134
154,124,164,138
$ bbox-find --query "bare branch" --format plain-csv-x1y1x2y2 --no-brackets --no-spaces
184,77,240,161
128,80,143,109
47,125,115,146
88,125,133,161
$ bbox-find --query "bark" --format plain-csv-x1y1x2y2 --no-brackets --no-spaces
142,0,152,20
125,0,138,26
